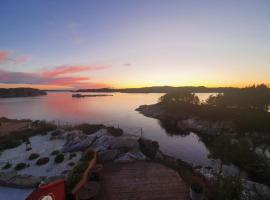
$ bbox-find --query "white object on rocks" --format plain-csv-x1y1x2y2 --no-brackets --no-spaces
114,151,147,163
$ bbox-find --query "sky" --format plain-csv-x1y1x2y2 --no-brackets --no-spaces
0,0,269,89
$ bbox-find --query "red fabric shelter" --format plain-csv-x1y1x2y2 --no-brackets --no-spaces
26,179,66,200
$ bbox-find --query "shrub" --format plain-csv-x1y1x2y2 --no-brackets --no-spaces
191,181,203,193
217,176,243,200
66,149,95,191
69,153,76,160
28,153,40,160
106,126,123,137
74,124,104,134
68,162,75,166
51,150,60,156
14,163,27,170
36,157,49,165
55,154,65,163
2,162,12,169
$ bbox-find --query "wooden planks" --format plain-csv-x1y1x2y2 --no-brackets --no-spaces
95,161,188,200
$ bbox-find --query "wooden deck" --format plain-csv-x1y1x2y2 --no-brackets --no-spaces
95,161,188,200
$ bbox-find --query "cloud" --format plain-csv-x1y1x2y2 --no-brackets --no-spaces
0,65,108,89
42,65,107,77
0,51,10,64
0,50,31,65
13,55,32,64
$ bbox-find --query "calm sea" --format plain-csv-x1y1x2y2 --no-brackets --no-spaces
0,92,217,166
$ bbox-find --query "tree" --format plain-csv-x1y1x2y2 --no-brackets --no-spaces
159,91,200,105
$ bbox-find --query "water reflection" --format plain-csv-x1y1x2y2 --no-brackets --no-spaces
0,92,214,166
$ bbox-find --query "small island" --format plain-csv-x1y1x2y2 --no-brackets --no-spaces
72,93,113,98
0,88,47,98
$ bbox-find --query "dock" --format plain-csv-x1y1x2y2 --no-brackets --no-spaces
96,161,188,200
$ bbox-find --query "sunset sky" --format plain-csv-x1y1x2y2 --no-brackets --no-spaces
0,0,269,89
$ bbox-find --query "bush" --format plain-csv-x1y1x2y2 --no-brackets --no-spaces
2,162,12,169
106,126,123,137
66,149,95,191
191,181,203,193
68,162,75,166
36,157,49,165
14,163,27,170
69,153,76,160
51,150,60,155
28,153,40,160
55,154,65,163
74,124,104,134
217,176,243,200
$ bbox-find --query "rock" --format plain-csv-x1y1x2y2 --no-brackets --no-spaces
138,138,159,159
62,130,97,152
255,147,264,157
91,135,115,152
110,137,139,149
98,149,120,162
265,148,270,159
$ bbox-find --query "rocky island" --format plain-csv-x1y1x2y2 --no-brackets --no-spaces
0,88,47,98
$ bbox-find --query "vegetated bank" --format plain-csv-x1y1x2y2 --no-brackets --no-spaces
137,84,270,188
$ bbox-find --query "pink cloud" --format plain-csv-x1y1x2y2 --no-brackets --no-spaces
13,55,32,64
0,51,10,64
0,50,31,65
0,64,109,89
42,65,107,77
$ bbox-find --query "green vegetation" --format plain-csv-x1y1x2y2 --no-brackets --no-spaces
28,153,40,160
158,84,270,132
204,135,270,185
2,162,12,169
51,150,60,155
216,176,243,200
36,157,50,165
156,85,270,187
106,126,123,136
68,162,75,166
73,123,104,134
66,149,95,191
54,154,65,163
14,163,27,170
69,152,77,160
191,181,203,193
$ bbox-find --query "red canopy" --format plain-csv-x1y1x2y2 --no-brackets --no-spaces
26,179,66,200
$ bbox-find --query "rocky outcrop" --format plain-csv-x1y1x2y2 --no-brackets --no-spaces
98,150,120,162
136,104,165,118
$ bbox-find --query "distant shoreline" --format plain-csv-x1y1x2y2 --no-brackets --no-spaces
0,88,47,98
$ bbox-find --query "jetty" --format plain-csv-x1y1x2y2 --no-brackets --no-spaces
96,161,188,200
